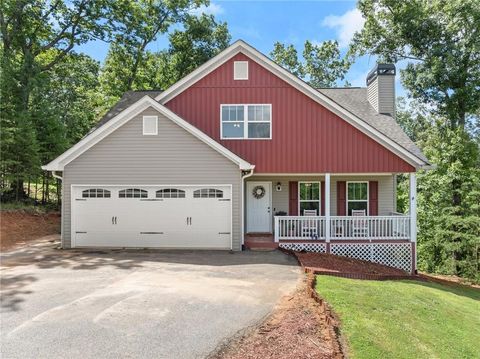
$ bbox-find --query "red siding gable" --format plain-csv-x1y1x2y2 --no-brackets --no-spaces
165,53,415,173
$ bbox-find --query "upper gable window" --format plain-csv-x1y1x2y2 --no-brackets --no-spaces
234,61,248,80
143,115,158,135
221,104,271,139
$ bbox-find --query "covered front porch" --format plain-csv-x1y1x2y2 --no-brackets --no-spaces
244,173,417,273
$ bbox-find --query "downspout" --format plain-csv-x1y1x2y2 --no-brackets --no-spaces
241,167,255,249
52,171,63,181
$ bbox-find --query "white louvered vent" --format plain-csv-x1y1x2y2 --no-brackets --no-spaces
234,61,248,80
143,116,158,135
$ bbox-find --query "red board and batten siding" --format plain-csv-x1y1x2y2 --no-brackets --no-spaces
165,53,415,173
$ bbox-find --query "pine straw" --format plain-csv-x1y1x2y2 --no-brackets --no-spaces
296,252,408,276
209,280,343,359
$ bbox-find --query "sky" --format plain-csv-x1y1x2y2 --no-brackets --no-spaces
77,0,406,96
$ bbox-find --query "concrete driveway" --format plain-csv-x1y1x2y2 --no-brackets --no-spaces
0,236,299,359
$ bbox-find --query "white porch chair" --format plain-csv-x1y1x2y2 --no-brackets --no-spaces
351,209,368,238
302,209,318,238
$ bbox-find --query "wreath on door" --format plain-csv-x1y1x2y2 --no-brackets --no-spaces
252,185,266,199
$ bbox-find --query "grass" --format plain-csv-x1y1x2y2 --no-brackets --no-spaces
315,276,480,359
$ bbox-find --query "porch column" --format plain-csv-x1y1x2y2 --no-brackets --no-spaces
410,173,417,271
325,173,331,243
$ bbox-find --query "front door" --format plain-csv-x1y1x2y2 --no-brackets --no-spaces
246,182,272,233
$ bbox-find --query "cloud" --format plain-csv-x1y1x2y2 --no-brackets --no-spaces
321,8,365,49
189,3,224,17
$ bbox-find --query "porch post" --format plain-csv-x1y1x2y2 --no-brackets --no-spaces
410,173,417,271
325,173,331,244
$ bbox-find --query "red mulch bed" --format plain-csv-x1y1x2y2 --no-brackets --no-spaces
0,211,60,251
296,252,409,276
210,281,342,359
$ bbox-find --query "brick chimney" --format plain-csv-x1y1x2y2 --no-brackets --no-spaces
366,64,396,117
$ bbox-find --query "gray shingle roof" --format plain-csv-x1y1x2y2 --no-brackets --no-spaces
90,90,163,134
317,88,429,163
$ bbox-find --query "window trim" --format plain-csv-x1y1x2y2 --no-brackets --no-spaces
193,188,224,198
233,61,249,80
156,188,186,198
220,104,272,140
143,115,158,135
298,181,321,216
346,181,369,215
82,188,111,198
118,188,148,198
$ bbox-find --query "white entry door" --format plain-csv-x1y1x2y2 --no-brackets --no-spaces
246,182,272,233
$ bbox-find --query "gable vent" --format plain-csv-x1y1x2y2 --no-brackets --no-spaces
143,115,158,135
234,61,248,80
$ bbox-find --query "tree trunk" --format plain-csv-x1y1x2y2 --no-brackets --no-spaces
45,173,50,203
41,173,46,204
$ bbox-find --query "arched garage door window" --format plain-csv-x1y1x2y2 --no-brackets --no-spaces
193,188,224,198
156,188,186,198
82,188,111,198
119,188,148,198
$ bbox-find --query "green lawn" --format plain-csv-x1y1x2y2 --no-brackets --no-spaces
315,276,480,359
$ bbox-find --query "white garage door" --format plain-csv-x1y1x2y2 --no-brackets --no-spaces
71,185,232,249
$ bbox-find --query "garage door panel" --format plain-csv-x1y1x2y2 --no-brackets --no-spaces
72,185,232,249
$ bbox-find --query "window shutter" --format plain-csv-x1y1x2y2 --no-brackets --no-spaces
369,181,378,216
320,181,325,216
337,181,346,215
289,181,298,215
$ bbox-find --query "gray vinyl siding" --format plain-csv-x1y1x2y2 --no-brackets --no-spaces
246,175,395,221
330,175,395,215
367,76,396,117
367,78,379,112
62,107,242,250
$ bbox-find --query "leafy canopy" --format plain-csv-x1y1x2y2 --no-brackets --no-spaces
270,40,351,88
351,0,480,127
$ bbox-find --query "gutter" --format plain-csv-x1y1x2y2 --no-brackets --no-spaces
240,167,255,249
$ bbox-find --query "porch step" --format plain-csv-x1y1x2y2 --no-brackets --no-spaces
244,237,278,251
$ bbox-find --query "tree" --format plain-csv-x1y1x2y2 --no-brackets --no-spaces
159,13,230,88
352,0,480,280
270,40,351,87
0,0,117,198
99,0,207,101
416,122,480,280
351,0,480,129
100,12,230,108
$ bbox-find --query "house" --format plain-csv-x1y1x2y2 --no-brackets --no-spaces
43,40,431,273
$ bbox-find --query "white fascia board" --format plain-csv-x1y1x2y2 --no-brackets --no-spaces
156,40,428,168
42,96,253,171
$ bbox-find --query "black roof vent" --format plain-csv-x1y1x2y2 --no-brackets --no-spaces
366,64,396,85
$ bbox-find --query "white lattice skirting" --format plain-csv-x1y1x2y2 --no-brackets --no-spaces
330,243,412,272
279,242,326,253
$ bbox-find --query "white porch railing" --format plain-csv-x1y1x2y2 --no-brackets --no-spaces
275,215,411,241
274,216,326,240
330,216,410,240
